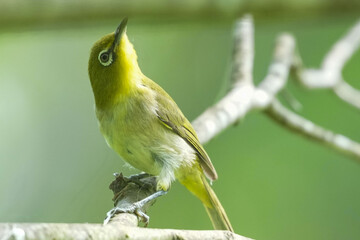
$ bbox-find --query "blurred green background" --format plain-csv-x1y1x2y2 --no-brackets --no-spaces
0,1,360,240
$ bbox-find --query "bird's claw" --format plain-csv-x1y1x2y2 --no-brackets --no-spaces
135,208,150,226
103,203,150,226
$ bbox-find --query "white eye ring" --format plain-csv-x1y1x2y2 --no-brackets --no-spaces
98,50,113,66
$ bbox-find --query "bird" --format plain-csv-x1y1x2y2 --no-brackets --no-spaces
88,18,233,232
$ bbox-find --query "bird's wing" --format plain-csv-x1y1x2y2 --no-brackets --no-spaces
152,82,218,181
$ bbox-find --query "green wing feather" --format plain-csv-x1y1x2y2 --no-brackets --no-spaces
146,79,218,181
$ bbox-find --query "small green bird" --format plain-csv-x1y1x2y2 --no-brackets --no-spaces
88,18,233,231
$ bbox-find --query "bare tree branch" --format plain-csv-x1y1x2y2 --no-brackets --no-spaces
193,15,255,144
230,14,254,88
252,34,295,109
333,79,360,109
193,30,296,144
195,16,360,162
266,99,360,160
0,218,251,240
295,19,360,109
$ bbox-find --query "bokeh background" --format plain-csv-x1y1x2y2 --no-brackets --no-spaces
1,1,360,239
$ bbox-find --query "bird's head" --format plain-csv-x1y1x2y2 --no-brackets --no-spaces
88,18,141,110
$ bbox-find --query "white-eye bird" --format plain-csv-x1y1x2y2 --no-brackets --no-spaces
88,18,233,231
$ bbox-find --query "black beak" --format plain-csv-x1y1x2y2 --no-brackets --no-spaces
112,17,128,50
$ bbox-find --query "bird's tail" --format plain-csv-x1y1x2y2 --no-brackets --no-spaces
178,169,234,232
202,175,234,232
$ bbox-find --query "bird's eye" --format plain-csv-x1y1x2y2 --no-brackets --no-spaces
98,50,113,66
100,53,109,62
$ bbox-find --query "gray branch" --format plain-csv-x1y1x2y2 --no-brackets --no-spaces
296,19,360,109
192,19,296,143
0,217,250,240
193,15,255,144
252,34,295,109
333,80,360,109
266,99,360,160
194,16,360,162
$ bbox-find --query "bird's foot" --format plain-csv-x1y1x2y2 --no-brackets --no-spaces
104,190,167,226
104,203,150,226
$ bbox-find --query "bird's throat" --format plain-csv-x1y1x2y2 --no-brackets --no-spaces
117,35,142,95
94,34,142,111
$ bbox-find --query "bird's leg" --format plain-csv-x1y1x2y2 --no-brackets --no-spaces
126,172,152,182
104,190,167,226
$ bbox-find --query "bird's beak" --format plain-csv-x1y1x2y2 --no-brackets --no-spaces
112,17,128,50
